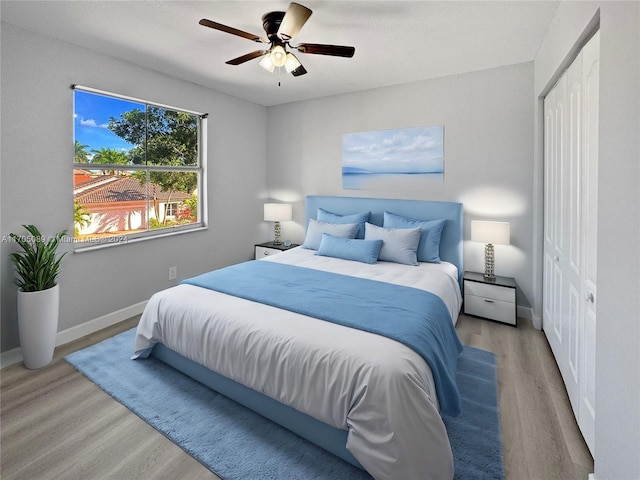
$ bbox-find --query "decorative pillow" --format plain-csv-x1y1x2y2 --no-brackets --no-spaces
383,211,446,263
364,222,421,266
302,219,359,251
315,234,383,264
317,208,370,239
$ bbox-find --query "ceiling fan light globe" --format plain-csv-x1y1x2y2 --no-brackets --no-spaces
259,54,275,72
284,53,301,73
271,45,287,67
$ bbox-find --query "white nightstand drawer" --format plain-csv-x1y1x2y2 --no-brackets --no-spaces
255,246,280,258
464,295,516,325
464,281,515,303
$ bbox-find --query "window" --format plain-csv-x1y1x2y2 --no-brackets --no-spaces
165,203,180,217
73,86,206,247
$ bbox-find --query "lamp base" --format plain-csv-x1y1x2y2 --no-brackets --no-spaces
484,243,495,279
273,221,282,244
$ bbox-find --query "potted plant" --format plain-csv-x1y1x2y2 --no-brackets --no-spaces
9,225,68,369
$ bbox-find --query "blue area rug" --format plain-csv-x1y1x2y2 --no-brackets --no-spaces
65,328,504,480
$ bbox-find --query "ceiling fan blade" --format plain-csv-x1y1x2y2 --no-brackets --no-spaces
277,2,312,41
225,50,267,65
199,19,268,43
296,43,355,58
290,64,307,77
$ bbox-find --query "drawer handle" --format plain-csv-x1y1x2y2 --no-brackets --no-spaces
263,251,270,255
484,299,495,304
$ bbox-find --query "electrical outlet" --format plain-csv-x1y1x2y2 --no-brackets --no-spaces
168,266,177,280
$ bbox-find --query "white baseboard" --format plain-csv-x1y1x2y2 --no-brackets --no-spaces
0,301,147,369
0,348,24,369
55,301,147,346
531,310,543,330
517,305,533,321
588,474,595,480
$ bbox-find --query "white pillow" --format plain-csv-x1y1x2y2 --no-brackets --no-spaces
364,222,421,266
302,219,359,250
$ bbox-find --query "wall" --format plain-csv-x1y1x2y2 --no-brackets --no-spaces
534,2,640,479
0,23,268,353
267,63,535,312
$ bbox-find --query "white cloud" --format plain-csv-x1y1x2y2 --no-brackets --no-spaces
343,126,443,173
79,117,108,128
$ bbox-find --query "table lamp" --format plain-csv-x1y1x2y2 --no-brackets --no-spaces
264,203,292,244
471,220,510,279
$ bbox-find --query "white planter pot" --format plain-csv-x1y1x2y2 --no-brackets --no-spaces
17,284,59,369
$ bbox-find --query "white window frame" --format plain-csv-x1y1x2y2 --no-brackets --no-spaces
72,85,207,251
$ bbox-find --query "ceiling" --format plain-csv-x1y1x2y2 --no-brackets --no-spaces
1,1,560,107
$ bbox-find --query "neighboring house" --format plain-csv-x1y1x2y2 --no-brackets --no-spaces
73,169,93,184
73,173,192,235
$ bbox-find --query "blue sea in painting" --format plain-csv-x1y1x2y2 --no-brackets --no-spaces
343,171,444,190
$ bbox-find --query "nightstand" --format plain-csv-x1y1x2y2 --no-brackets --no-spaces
254,241,299,259
463,271,517,326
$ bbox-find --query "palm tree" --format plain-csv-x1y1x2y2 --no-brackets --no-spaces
74,141,91,163
74,201,91,236
90,147,129,175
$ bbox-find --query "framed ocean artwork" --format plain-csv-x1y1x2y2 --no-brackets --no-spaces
342,126,444,190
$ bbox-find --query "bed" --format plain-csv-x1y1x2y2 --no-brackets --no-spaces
134,195,464,480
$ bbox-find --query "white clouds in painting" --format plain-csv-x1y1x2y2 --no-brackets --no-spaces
342,126,444,174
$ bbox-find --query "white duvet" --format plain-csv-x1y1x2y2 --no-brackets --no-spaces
134,247,462,480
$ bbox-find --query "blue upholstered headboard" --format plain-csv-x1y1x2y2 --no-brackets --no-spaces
305,195,464,286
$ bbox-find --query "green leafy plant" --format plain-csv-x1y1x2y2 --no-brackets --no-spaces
9,225,68,292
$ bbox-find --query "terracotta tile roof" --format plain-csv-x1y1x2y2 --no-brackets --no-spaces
74,175,191,204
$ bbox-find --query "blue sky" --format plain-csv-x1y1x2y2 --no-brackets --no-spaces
74,90,141,154
342,126,444,174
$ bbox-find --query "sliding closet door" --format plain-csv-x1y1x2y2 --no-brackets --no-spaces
578,30,599,453
543,74,568,384
543,31,599,455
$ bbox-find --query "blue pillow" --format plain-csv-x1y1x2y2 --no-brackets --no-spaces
302,219,359,250
364,222,421,266
317,208,370,239
383,211,446,264
316,234,383,264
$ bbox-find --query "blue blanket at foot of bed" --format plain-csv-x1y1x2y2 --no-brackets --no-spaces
182,260,463,416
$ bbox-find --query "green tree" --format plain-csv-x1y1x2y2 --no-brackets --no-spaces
74,141,91,163
108,106,198,224
108,107,197,167
90,147,130,175
74,201,91,236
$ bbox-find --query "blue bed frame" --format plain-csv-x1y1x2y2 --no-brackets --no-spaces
150,196,464,472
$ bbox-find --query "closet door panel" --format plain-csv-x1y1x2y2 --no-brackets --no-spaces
542,30,598,456
582,33,599,295
579,30,599,456
543,79,566,364
543,80,565,365
563,51,584,413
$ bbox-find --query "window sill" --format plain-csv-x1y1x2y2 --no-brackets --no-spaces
73,225,208,254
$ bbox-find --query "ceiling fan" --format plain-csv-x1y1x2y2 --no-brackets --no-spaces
199,2,355,77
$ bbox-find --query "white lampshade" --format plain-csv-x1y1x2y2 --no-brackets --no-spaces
284,53,302,73
264,203,292,222
471,221,510,245
270,45,287,67
259,54,275,73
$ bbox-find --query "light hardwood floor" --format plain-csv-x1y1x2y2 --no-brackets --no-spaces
1,314,593,480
